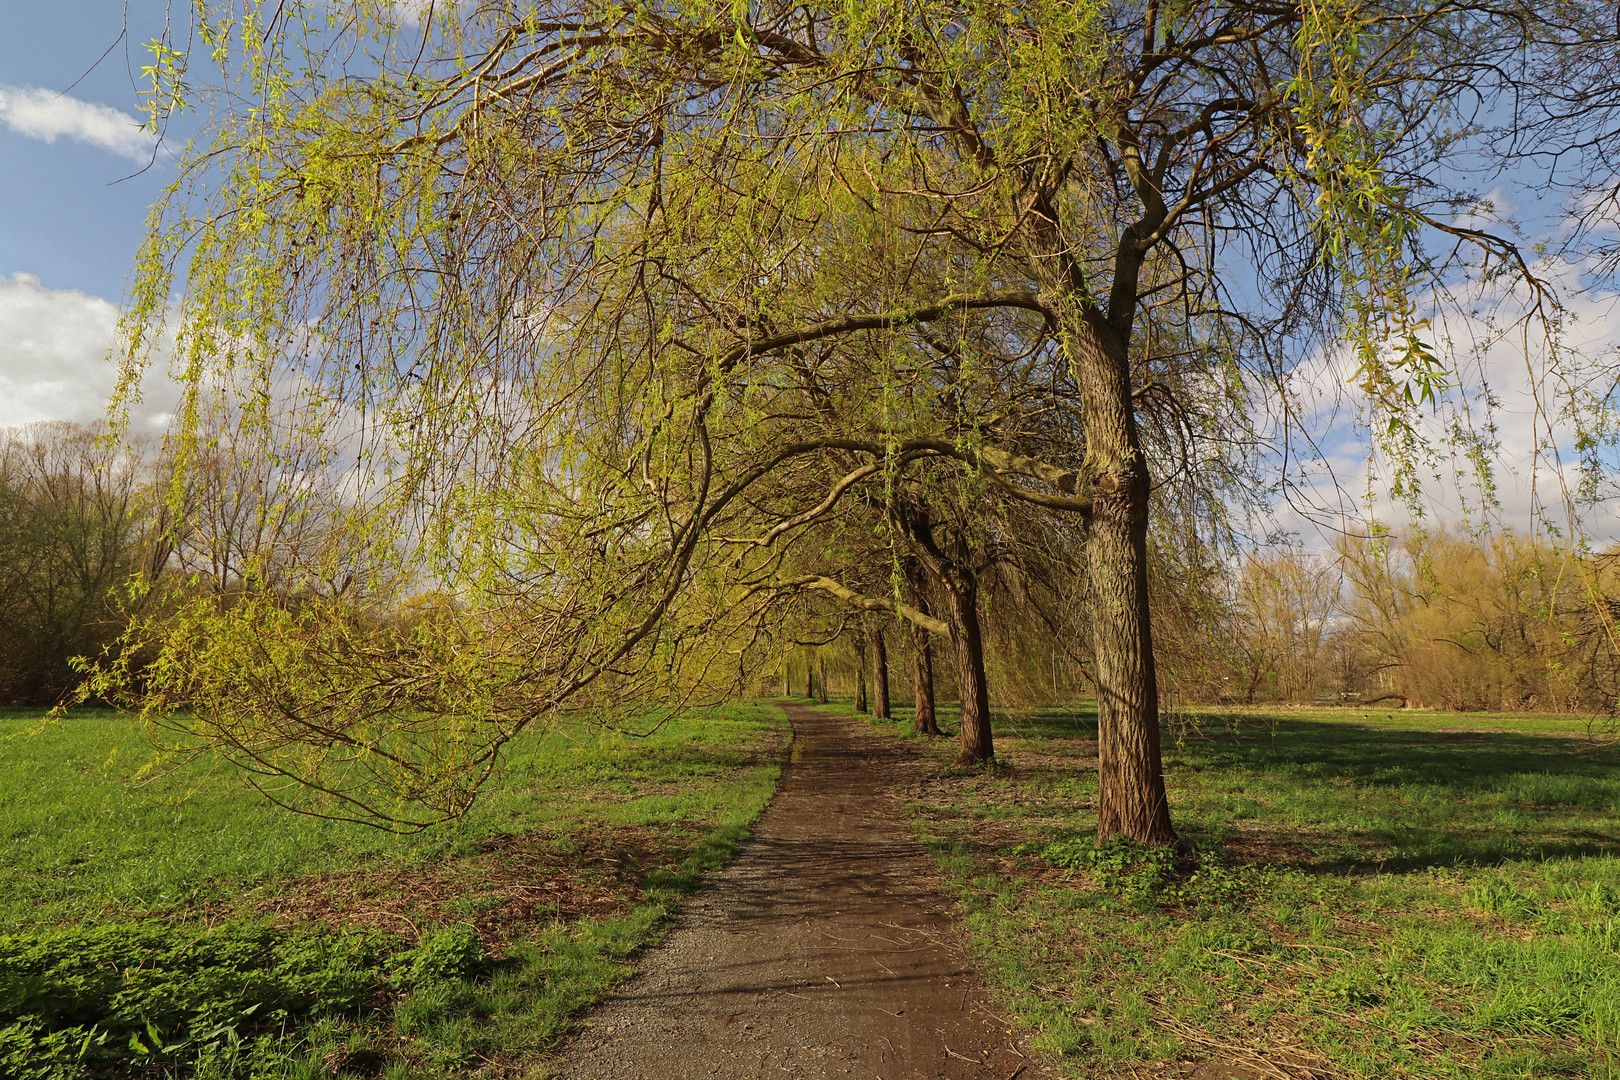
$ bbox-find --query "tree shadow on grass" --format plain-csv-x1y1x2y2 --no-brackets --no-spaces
991,704,1620,873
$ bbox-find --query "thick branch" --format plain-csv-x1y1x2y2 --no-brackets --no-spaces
749,462,882,547
708,290,1055,376
777,574,951,638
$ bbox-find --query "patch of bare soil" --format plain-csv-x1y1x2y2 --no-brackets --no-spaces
548,705,1047,1080
1218,823,1323,868
226,826,679,952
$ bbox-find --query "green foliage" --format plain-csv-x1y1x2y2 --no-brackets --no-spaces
0,921,390,1078
103,0,1601,839
0,912,685,1080
389,925,485,990
1025,835,1176,909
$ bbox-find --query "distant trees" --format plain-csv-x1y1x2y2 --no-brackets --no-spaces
0,424,159,705
0,417,379,708
1334,529,1620,713
1229,550,1343,705
1140,525,1620,715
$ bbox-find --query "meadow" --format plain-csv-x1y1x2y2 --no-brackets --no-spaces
8,695,1618,1079
850,701,1620,1079
0,704,785,1079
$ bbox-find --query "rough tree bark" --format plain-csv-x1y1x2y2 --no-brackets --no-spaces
869,624,890,720
1068,314,1174,844
816,657,828,704
906,561,940,736
1005,163,1175,844
912,626,939,735
894,503,992,765
854,632,869,713
938,565,993,767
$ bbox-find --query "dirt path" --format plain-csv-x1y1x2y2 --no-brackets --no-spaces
550,703,1043,1080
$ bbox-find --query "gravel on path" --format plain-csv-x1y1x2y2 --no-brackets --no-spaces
548,702,1043,1080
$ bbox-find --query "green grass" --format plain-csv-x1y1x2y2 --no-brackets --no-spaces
0,703,786,1078
850,699,1620,1079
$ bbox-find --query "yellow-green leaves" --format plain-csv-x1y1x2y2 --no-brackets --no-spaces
139,38,191,131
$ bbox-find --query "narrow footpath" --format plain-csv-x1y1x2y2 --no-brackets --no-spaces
550,703,1041,1080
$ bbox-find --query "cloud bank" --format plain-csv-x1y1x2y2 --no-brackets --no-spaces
0,84,157,163
0,272,176,431
1271,263,1620,546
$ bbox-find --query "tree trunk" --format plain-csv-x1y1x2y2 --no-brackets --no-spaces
892,504,987,762
907,561,940,735
912,628,939,734
816,657,827,704
870,625,890,719
940,567,992,767
1070,316,1176,845
804,653,813,699
854,633,868,713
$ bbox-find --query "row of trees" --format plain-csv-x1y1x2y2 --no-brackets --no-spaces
1176,530,1620,714
15,413,1612,720
13,417,1618,837
771,523,1620,717
86,0,1620,839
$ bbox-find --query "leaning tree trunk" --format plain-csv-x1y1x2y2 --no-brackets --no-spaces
870,625,890,720
907,561,941,735
940,567,993,767
854,633,869,713
1071,316,1175,845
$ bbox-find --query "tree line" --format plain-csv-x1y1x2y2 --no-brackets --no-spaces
1161,529,1620,715
14,419,1615,727
757,521,1620,719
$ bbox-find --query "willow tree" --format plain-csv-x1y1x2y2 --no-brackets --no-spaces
115,0,1571,840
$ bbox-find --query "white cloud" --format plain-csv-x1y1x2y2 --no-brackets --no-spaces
1266,261,1620,548
0,272,177,431
0,84,157,164
321,0,475,28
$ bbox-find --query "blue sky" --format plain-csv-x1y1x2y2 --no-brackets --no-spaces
0,1,196,429
0,2,190,298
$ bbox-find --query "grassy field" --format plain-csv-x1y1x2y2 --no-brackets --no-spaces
0,704,786,1079
847,700,1620,1079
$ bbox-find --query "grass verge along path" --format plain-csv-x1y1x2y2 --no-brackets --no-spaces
851,701,1620,1080
0,703,785,1079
